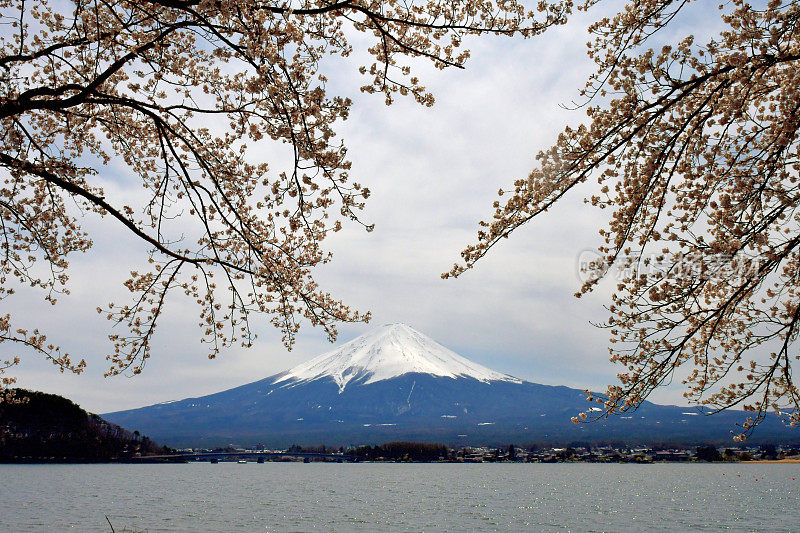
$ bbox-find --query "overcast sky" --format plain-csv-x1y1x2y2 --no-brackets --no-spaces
5,3,722,413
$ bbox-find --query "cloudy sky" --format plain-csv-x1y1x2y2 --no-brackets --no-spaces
5,3,721,413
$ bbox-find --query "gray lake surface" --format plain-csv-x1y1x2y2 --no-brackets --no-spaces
1,463,798,532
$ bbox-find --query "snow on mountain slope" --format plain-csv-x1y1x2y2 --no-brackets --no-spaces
273,323,522,392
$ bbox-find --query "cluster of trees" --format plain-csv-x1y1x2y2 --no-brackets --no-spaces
1,0,799,439
0,389,169,461
695,444,799,461
349,441,450,461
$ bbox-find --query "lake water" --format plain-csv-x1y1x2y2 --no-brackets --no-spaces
1,463,798,531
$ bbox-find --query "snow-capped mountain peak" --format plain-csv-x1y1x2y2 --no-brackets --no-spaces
273,323,522,392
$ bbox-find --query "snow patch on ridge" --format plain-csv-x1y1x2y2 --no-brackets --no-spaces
273,323,522,392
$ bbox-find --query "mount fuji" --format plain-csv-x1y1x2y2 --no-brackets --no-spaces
273,323,521,392
103,323,798,447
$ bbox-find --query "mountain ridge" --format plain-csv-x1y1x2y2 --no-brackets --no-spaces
103,324,800,447
0,389,170,461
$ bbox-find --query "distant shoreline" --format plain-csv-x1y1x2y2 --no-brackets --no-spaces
3,458,800,465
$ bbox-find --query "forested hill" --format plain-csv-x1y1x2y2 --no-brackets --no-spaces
0,389,170,462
